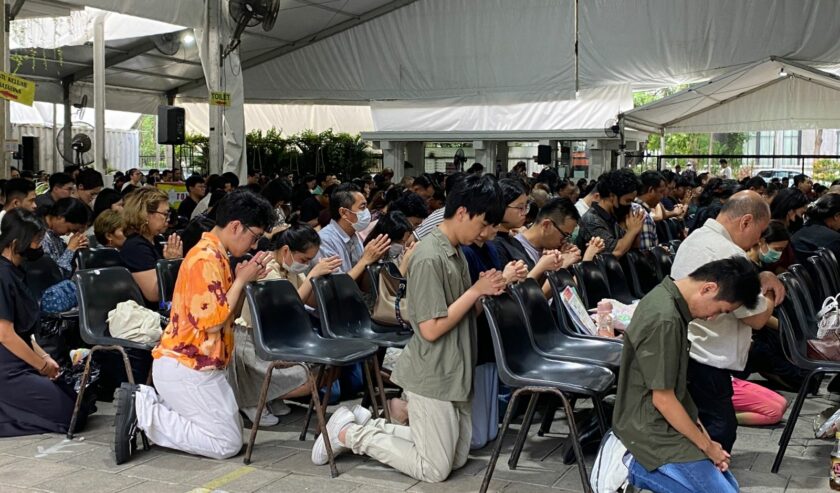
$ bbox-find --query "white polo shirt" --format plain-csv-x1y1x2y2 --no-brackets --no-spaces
671,218,768,371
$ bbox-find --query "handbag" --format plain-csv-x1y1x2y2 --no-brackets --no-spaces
371,262,411,331
817,293,840,338
40,280,78,314
808,293,840,361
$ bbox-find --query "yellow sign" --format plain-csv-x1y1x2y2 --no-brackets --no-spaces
210,91,231,107
0,72,35,106
156,182,188,209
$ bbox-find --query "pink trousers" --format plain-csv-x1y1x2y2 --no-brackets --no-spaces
732,377,788,426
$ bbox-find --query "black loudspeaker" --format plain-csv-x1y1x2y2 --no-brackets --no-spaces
15,136,38,171
537,144,552,164
157,105,185,145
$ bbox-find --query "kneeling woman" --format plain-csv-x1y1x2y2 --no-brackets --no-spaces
0,209,87,436
231,218,343,426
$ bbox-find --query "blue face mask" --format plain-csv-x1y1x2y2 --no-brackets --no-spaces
759,245,783,264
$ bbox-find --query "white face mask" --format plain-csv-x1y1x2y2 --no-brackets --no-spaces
282,251,309,274
350,208,371,232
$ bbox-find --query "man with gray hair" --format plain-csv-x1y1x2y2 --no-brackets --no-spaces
671,191,786,453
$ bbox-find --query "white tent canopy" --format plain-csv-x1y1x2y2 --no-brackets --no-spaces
182,102,374,135
620,57,840,134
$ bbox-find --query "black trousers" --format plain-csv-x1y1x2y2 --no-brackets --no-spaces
686,359,737,453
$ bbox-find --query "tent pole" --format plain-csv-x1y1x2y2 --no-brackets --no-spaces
93,14,106,172
62,81,72,168
207,0,223,176
659,129,666,171
1,2,7,178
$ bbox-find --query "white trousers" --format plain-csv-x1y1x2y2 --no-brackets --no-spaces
344,391,471,483
135,356,243,460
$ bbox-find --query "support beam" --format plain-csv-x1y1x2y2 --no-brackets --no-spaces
62,80,72,167
8,0,26,20
0,3,6,177
169,0,419,97
93,14,105,172
207,0,223,175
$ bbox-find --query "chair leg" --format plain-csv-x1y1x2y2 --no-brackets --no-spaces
362,360,380,418
244,361,279,465
509,393,539,470
480,390,521,493
309,367,339,478
300,365,326,441
371,356,390,422
66,351,95,439
554,389,592,493
592,396,608,436
772,370,819,473
537,398,557,437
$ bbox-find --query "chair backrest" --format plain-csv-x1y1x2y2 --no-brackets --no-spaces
76,247,125,271
776,273,817,367
545,269,586,335
246,279,320,361
596,254,634,304
481,292,544,387
667,218,684,240
651,245,673,280
365,263,382,298
74,267,145,344
310,273,375,338
623,250,659,298
789,263,820,312
817,248,840,293
572,261,612,309
806,256,834,304
23,254,64,301
669,239,682,256
155,258,183,304
509,279,568,351
655,220,673,243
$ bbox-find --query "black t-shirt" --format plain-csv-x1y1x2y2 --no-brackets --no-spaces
792,221,840,264
0,256,40,345
299,196,325,223
120,234,161,273
178,196,198,220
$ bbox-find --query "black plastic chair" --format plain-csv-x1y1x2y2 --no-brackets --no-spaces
75,247,125,271
655,219,673,243
807,256,834,304
668,239,682,256
667,218,685,240
596,254,635,304
155,258,183,305
623,250,660,299
571,261,612,309
650,245,673,280
243,279,379,477
789,263,822,313
69,267,155,440
23,255,65,301
365,263,383,299
816,249,840,294
480,292,614,493
771,273,840,472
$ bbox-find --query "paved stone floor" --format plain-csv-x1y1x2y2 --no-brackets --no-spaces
0,383,838,493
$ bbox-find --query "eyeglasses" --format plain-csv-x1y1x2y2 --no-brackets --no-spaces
506,202,532,215
548,220,574,241
148,210,171,220
244,226,263,245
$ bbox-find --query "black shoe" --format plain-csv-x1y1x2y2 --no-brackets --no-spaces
113,383,139,465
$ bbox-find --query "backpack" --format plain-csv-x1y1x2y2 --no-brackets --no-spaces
590,430,630,493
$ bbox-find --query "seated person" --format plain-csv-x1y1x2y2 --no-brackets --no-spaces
232,218,340,426
42,198,91,278
0,178,37,223
318,183,390,281
178,175,206,222
75,168,104,208
35,172,74,212
791,193,840,263
114,190,276,462
613,256,761,493
0,209,91,436
414,172,466,240
492,178,531,263
94,210,127,249
120,188,183,306
364,210,416,275
746,220,789,271
576,169,644,258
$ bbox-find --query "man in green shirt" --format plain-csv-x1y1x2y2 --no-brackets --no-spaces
613,256,761,493
310,175,507,482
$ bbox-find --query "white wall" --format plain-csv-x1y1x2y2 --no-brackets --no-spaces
11,124,139,173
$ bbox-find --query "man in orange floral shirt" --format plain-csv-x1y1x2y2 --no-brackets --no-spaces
113,189,276,463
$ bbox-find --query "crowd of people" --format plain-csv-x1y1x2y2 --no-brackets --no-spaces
0,161,839,492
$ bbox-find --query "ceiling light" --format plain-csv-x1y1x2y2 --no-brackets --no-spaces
182,32,195,46
779,67,788,77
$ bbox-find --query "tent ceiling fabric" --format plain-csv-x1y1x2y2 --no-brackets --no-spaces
182,102,374,135
621,58,840,133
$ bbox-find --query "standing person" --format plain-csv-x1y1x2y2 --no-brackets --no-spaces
614,256,762,493
310,175,508,482
633,171,667,251
113,190,277,463
0,178,37,223
793,174,813,198
76,169,104,208
671,191,785,453
35,173,75,211
0,209,91,437
121,168,143,193
575,181,599,217
414,173,466,240
719,159,732,179
576,169,644,259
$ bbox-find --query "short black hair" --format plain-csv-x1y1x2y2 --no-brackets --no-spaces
535,197,580,224
688,256,760,310
261,179,293,207
660,169,676,184
48,197,91,225
214,189,276,230
48,172,74,191
793,174,811,186
389,192,429,220
762,220,790,243
745,176,767,191
443,174,503,224
675,175,693,189
0,208,45,254
806,193,840,223
63,164,81,176
206,174,224,192
444,172,467,196
185,175,205,190
4,178,35,202
77,168,103,190
329,183,363,220
639,170,665,195
499,178,527,206
597,169,641,199
92,188,122,221
770,188,809,221
221,171,240,189
719,159,728,165
412,175,432,190
364,210,413,245
268,215,321,252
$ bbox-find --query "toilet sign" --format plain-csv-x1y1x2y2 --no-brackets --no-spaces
210,91,231,107
0,72,35,106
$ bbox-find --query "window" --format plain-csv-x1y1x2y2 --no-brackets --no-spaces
780,130,800,168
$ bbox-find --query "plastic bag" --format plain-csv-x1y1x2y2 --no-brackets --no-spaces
817,294,840,339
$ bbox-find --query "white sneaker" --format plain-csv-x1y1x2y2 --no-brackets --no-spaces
241,406,280,427
311,407,356,465
350,404,372,426
267,399,292,417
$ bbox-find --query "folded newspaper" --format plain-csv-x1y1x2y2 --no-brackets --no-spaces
559,286,639,335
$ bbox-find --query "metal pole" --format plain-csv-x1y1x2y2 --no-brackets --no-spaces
659,129,666,171
93,14,106,172
62,81,72,168
207,0,223,176
1,2,7,177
